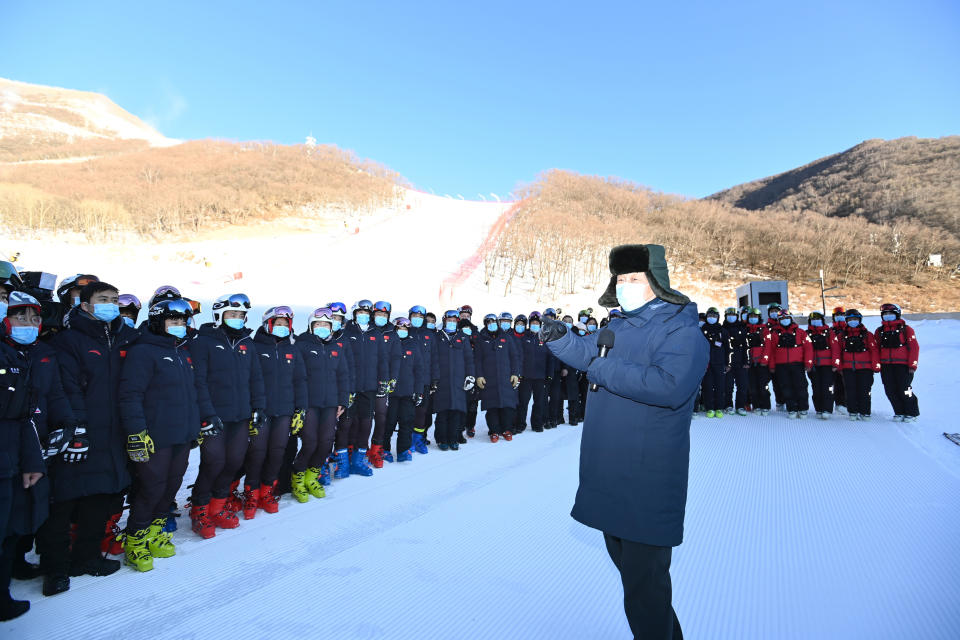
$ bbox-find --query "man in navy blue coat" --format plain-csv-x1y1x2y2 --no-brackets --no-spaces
542,244,707,640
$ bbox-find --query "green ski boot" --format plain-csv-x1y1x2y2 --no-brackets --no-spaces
147,518,176,558
303,468,326,499
124,528,154,572
291,471,310,503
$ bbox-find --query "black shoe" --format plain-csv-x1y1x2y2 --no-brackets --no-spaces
70,556,121,577
458,433,468,444
439,443,449,451
570,421,579,427
450,442,460,451
532,425,543,432
12,559,42,580
42,573,70,596
0,598,30,622
466,429,475,439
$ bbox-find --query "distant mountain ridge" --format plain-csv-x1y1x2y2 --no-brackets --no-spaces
708,136,960,238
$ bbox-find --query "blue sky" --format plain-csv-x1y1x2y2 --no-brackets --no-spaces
2,0,958,199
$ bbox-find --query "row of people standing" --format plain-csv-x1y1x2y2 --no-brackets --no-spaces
697,302,920,421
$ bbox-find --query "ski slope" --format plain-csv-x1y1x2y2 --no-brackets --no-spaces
7,319,960,639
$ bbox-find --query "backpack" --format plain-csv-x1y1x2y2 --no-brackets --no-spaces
776,329,796,349
878,326,905,349
809,331,829,351
747,330,765,348
844,331,867,353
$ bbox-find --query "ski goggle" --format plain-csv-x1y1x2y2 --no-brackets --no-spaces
215,293,251,311
185,299,202,315
264,305,294,322
374,300,391,313
409,305,427,316
153,285,181,298
150,298,193,317
328,302,347,314
354,299,373,311
118,294,141,309
394,317,411,327
443,310,460,319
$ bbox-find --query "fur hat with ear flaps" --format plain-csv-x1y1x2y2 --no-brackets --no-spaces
598,244,690,308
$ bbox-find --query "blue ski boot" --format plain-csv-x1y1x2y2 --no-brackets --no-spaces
397,449,413,462
412,432,429,455
350,449,374,477
318,460,332,486
333,448,351,480
383,450,394,463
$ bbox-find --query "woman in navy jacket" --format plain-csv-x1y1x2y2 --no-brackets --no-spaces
295,308,349,500
433,310,476,450
517,312,555,433
246,306,308,517
382,317,426,461
475,315,521,442
118,299,199,570
189,293,266,536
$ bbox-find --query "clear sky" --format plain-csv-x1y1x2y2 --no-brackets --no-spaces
2,0,958,199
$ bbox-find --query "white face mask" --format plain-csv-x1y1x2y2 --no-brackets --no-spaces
615,282,651,313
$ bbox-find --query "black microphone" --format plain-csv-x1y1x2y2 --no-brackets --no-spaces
590,329,616,392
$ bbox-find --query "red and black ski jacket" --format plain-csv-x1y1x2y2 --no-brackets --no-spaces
839,325,880,372
764,323,813,370
806,325,841,368
874,319,919,369
746,323,771,366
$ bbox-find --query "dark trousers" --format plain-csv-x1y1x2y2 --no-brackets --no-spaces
334,406,353,451
842,369,874,416
348,390,375,450
548,373,563,422
384,395,415,452
749,365,771,410
880,364,919,417
37,492,120,575
700,364,726,411
127,444,189,532
808,366,835,414
724,359,750,409
485,407,517,435
245,415,291,488
193,420,248,504
774,363,808,412
772,365,784,406
577,374,589,421
1,534,16,605
517,378,548,430
563,371,582,423
371,395,389,448
604,533,683,640
311,407,339,467
434,410,464,445
516,378,533,430
465,392,480,428
293,408,322,473
834,369,846,408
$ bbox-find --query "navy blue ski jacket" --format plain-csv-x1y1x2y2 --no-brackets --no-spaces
252,327,308,416
411,326,440,390
118,330,200,449
518,331,555,380
474,329,521,410
296,332,350,409
343,321,385,392
547,298,708,547
393,333,426,397
433,329,475,413
192,324,266,422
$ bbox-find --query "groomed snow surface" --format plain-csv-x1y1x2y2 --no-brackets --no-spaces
8,319,960,639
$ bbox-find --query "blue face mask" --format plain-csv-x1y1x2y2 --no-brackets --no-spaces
726,315,738,323
529,324,541,333
499,321,511,331
462,327,473,336
167,325,187,339
314,326,331,339
706,316,718,325
397,329,409,339
748,317,759,325
847,319,860,328
882,314,897,322
487,323,498,332
427,322,436,330
515,325,525,334
779,318,792,327
9,325,39,345
332,320,342,332
564,322,573,330
0,302,7,320
72,296,81,308
811,319,823,327
93,303,120,323
356,313,370,327
271,325,290,338
445,321,458,332
122,316,136,328
224,317,245,330
411,317,424,328
587,325,597,333
374,316,388,327
615,282,651,313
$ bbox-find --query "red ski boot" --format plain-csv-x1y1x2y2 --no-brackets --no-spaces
489,433,500,443
209,497,239,529
259,481,279,514
190,504,216,539
242,486,259,520
502,431,513,441
100,512,125,555
225,480,242,514
367,445,385,469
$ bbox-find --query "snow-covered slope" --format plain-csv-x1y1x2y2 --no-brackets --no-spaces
9,319,960,640
0,77,178,149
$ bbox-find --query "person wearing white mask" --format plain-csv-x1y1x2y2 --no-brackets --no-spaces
539,243,707,640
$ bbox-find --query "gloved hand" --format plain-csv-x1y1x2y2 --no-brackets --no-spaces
429,380,439,395
43,425,76,460
249,409,266,436
476,376,487,390
377,381,389,398
348,393,356,408
63,426,89,463
126,430,155,463
463,376,476,391
545,375,553,383
510,375,520,389
290,408,306,436
539,318,567,343
387,379,397,394
413,393,424,406
200,416,223,439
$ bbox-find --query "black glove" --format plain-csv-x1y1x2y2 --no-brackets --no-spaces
62,426,89,463
413,393,424,407
43,424,76,460
429,380,439,395
539,318,567,343
251,409,267,430
377,381,389,398
200,416,223,438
